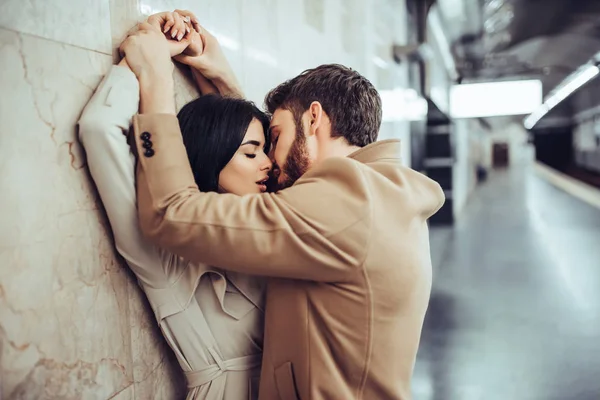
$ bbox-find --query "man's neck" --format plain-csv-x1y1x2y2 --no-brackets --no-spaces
324,138,361,159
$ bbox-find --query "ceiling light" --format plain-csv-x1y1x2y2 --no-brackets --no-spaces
450,79,542,118
524,63,600,129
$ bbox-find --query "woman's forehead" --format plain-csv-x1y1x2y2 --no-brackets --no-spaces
242,119,266,143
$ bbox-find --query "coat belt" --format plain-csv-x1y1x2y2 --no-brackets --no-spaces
185,347,261,388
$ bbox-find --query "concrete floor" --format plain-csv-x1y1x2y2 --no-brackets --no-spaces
413,164,600,400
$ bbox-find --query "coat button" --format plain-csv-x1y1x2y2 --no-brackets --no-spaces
142,140,153,149
144,148,155,158
140,131,151,140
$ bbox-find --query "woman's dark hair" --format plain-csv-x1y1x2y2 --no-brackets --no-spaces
177,94,271,192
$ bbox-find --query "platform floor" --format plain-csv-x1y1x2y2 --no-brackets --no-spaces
413,164,600,400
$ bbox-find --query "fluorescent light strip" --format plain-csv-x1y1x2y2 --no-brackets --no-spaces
524,64,600,129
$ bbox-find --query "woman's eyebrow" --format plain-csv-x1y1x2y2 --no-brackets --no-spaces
240,140,261,147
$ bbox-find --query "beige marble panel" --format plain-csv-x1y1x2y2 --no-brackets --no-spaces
0,0,112,54
111,384,135,400
199,0,244,88
239,0,282,106
0,29,132,399
110,0,145,61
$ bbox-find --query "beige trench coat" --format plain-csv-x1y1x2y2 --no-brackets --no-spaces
128,104,445,397
78,65,265,399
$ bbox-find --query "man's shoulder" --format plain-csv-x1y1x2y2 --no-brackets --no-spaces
302,154,406,187
299,156,366,182
288,156,371,198
274,157,371,236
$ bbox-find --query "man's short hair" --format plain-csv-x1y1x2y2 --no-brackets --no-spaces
265,64,382,147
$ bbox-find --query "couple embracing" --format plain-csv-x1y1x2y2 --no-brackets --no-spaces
79,9,444,400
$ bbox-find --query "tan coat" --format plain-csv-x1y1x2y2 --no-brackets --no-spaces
131,109,445,398
78,66,266,399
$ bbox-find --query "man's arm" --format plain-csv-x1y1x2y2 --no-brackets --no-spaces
120,22,368,281
131,115,369,282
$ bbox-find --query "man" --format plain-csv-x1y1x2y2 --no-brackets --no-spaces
121,19,444,400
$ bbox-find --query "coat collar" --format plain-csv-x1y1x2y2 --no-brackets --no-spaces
348,139,402,163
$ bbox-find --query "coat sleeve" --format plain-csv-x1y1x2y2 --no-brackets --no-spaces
78,66,169,287
131,114,370,282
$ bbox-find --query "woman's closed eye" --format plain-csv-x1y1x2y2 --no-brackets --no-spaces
245,154,257,159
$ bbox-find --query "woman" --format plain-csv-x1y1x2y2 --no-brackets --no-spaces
78,13,271,400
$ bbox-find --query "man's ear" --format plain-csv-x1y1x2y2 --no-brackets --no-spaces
308,101,324,136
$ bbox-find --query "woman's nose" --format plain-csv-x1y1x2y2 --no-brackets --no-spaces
260,153,272,171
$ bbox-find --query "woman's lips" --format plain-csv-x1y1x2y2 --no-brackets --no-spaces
256,178,268,192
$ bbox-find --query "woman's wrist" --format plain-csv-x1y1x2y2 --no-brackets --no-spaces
186,62,242,98
191,68,219,95
212,73,244,98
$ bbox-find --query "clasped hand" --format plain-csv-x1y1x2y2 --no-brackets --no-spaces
120,9,236,88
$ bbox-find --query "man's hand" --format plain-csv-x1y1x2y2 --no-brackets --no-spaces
171,9,243,97
120,22,176,115
120,22,172,79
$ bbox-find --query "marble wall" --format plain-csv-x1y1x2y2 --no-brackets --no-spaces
0,0,409,398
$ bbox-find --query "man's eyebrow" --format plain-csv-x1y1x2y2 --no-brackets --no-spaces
240,140,261,147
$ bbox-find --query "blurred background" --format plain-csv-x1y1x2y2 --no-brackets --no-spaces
1,0,599,399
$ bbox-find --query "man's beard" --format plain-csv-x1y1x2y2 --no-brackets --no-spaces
270,124,311,192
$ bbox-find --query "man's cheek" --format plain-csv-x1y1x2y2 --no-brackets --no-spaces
274,149,287,169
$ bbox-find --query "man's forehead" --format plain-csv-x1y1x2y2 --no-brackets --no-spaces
269,109,294,127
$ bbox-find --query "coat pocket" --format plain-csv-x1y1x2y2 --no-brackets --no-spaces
274,362,300,400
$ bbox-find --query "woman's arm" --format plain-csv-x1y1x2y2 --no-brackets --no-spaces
191,67,219,95
78,64,167,287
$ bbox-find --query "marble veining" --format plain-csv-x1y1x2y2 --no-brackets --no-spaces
0,0,112,54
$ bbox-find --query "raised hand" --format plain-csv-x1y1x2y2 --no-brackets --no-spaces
146,11,199,57
120,22,172,79
171,9,243,97
120,22,176,114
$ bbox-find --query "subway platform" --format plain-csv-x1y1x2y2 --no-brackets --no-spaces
413,162,600,400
